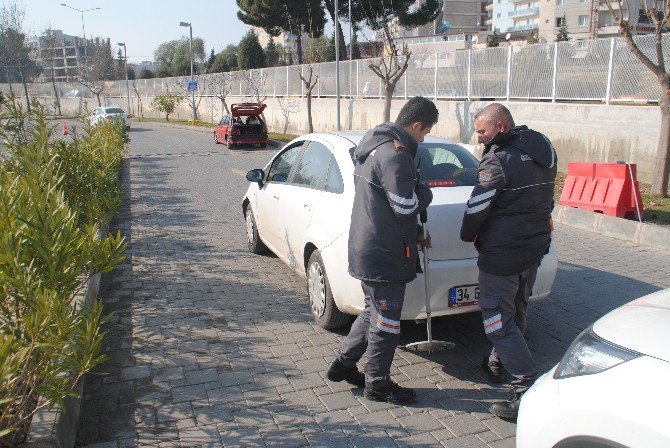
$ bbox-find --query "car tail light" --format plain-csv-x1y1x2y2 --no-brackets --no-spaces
427,180,457,187
106,115,113,120
231,127,241,135
262,125,267,134
127,114,133,119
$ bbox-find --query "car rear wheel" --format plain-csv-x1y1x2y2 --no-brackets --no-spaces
259,142,267,149
227,136,234,149
307,250,349,330
245,207,266,254
214,132,220,144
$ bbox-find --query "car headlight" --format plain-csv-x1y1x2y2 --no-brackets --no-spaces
554,327,642,379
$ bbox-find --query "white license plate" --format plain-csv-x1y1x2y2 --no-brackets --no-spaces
448,285,479,308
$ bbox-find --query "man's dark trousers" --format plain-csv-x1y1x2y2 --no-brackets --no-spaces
479,261,540,393
336,281,405,390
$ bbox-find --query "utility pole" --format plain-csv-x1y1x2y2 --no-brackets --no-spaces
180,21,197,121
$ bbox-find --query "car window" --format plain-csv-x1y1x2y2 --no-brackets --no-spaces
325,156,344,194
267,143,304,183
293,141,332,188
416,143,480,187
105,108,125,114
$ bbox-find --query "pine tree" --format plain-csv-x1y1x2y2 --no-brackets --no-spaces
487,30,500,47
237,30,266,70
556,15,569,42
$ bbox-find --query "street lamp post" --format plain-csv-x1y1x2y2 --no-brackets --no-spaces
61,4,100,63
179,21,196,122
118,43,131,113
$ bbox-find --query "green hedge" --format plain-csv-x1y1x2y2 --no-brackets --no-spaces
0,99,127,443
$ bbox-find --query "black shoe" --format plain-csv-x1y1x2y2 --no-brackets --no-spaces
364,381,416,405
489,391,523,419
326,359,365,388
482,356,505,384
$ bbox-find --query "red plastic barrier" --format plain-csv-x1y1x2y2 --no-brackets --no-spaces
559,162,643,219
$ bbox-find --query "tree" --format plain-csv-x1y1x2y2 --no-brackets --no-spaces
171,73,209,121
151,91,182,120
131,79,143,117
42,28,62,115
210,44,238,73
206,48,216,70
487,30,500,47
211,72,232,116
237,30,266,69
0,3,41,112
322,0,349,58
350,0,440,121
265,37,279,67
556,15,569,42
526,30,539,44
126,67,136,80
242,70,268,103
139,68,154,79
278,97,299,133
237,0,327,64
299,66,319,132
153,37,206,77
604,0,670,195
79,39,116,106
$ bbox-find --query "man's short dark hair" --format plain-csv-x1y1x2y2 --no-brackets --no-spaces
475,103,515,129
395,96,439,130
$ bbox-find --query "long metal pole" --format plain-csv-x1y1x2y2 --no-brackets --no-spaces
123,45,130,113
335,0,341,131
349,0,353,98
189,25,196,121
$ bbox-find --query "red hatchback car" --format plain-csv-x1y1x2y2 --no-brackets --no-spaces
214,102,268,149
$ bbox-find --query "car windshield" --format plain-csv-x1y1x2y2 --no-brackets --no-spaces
105,108,125,114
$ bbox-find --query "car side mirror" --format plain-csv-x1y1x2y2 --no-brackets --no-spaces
246,168,265,188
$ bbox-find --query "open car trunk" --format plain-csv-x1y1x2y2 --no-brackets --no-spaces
231,102,267,135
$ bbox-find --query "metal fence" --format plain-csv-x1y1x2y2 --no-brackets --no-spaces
3,34,665,106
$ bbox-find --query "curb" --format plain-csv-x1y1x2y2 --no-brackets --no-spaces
22,226,108,448
553,205,670,253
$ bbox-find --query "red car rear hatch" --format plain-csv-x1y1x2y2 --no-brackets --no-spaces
231,102,266,116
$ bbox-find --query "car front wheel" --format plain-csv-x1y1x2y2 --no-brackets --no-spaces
245,207,266,254
307,250,349,330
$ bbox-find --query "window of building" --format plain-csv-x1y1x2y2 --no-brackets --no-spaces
578,15,589,26
556,0,564,5
497,13,501,17
556,17,565,26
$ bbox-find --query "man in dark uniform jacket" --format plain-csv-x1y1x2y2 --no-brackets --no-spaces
326,97,438,405
461,103,557,419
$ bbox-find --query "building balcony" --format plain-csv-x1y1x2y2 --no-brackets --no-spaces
485,3,494,11
508,6,539,18
509,0,533,3
485,18,494,25
507,23,539,32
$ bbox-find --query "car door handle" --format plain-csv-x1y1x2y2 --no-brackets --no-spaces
303,203,311,209
273,195,279,200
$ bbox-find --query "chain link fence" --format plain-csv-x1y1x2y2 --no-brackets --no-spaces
4,34,664,109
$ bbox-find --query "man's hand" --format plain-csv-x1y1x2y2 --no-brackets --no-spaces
417,229,432,249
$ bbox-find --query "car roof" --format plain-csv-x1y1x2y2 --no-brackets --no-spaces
304,131,458,147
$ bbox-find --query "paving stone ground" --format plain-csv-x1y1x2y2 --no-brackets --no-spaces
76,123,670,447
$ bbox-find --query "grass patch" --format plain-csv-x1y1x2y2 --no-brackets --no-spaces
554,171,670,227
134,117,215,128
268,132,297,143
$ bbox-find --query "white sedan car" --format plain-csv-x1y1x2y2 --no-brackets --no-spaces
89,107,132,130
517,288,670,448
242,132,558,329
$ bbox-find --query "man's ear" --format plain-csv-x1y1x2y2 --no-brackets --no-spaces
411,121,424,132
496,121,507,132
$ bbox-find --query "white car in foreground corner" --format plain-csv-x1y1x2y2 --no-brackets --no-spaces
517,288,670,448
242,132,558,329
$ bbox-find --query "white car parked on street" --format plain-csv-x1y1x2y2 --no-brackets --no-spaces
88,107,132,130
242,132,558,329
517,288,670,448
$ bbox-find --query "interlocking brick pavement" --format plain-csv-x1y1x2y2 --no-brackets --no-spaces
77,123,670,447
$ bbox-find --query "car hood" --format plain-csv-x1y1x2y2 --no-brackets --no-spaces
593,288,670,363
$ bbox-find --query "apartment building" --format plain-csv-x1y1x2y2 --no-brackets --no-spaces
402,0,488,37
486,0,654,42
27,30,91,83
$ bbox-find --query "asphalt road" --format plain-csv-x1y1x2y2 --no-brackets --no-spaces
76,122,670,448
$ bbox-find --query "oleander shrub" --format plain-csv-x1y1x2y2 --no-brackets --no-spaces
0,98,126,444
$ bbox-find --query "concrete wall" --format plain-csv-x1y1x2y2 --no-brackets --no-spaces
53,94,661,183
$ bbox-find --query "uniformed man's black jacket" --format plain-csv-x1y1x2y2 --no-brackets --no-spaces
348,123,433,283
460,125,557,276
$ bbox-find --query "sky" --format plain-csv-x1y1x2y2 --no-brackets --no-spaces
21,0,259,64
